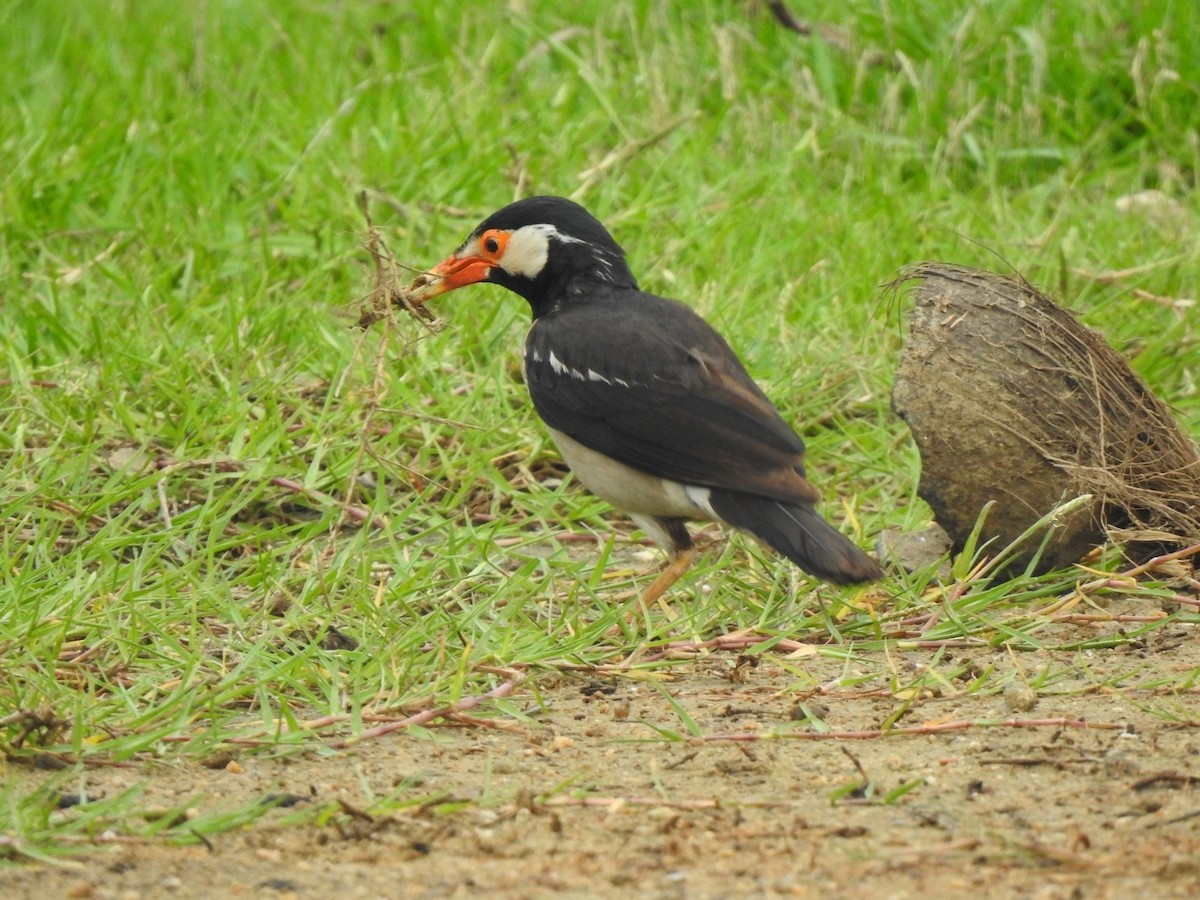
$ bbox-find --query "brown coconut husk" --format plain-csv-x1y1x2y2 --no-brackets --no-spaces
890,262,1200,575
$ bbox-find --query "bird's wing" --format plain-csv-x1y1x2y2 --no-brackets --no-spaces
524,295,820,505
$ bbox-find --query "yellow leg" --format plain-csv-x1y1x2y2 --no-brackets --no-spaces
641,545,697,619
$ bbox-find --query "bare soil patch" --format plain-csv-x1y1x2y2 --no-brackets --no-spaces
7,639,1200,899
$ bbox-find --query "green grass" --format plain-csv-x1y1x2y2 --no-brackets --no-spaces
2,0,1198,859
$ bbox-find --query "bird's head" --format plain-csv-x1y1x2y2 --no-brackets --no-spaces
410,196,637,315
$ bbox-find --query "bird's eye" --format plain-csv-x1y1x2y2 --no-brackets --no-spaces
478,229,508,258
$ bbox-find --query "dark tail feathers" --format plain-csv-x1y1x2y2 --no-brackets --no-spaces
709,491,882,585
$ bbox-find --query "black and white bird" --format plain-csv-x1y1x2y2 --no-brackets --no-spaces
410,196,882,604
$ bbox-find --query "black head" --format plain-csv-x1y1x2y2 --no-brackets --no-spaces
413,196,638,316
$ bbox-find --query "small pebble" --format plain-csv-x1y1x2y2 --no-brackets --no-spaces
1003,682,1038,712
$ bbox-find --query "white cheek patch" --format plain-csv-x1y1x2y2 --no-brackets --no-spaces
500,224,552,279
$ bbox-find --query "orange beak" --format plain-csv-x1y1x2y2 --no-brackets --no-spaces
408,253,496,303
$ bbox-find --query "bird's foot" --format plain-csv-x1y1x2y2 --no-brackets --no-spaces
637,545,697,622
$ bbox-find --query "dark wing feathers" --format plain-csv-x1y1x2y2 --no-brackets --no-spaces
524,294,820,505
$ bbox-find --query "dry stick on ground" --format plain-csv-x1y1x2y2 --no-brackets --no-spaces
704,717,1127,743
327,674,525,749
883,839,984,858
45,499,109,530
1147,807,1200,828
149,455,385,530
1030,541,1200,617
441,712,525,731
270,476,385,530
979,757,1097,767
541,795,805,812
151,710,437,750
1052,614,1169,624
551,631,996,674
543,631,818,673
211,635,1184,748
492,529,654,548
316,646,1162,746
1132,773,1200,791
162,685,529,751
0,378,60,389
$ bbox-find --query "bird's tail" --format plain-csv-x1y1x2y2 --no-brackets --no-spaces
708,492,883,585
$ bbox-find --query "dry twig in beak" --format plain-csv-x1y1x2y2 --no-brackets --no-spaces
355,191,444,332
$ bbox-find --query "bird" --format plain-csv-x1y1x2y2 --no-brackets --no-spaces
408,196,883,606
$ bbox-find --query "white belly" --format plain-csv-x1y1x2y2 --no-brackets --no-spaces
547,428,716,521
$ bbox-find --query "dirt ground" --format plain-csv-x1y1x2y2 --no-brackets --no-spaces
7,632,1200,900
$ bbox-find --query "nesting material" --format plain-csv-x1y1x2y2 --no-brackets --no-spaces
890,262,1200,574
354,202,443,331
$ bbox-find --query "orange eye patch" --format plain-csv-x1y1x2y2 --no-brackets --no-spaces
477,229,510,259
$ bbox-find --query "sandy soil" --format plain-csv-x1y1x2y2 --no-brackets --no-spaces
6,637,1200,900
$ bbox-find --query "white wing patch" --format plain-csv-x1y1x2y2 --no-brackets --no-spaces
548,350,586,381
542,350,632,387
